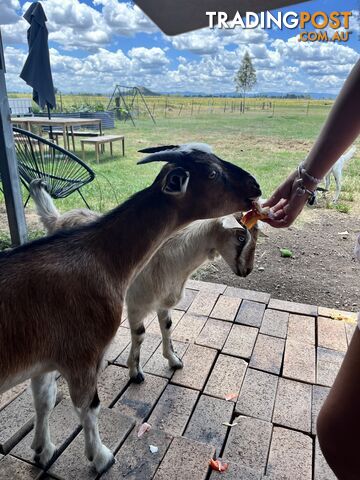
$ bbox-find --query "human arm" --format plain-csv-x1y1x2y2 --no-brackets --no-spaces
264,59,360,228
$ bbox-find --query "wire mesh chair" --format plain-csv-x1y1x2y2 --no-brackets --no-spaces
12,127,95,208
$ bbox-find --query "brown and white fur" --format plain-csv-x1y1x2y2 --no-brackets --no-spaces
30,180,258,383
0,143,261,474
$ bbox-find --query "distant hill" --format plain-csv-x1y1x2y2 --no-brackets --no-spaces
137,86,161,96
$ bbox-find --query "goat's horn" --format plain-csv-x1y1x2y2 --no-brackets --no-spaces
138,145,180,154
137,150,184,165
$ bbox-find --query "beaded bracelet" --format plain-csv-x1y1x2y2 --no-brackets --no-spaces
298,162,322,186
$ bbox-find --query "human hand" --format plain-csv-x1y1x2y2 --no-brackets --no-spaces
262,170,310,228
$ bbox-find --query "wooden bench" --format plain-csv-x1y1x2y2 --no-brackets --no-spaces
80,135,125,163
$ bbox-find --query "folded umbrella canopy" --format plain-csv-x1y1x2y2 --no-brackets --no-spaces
20,2,56,118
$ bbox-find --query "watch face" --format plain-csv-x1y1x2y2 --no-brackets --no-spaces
355,234,360,262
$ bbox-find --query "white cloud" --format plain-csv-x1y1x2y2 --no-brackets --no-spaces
0,0,20,24
94,0,157,36
167,26,269,55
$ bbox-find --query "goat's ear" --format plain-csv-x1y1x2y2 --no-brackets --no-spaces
162,167,190,196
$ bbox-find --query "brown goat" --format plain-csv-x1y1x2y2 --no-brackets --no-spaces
0,143,261,473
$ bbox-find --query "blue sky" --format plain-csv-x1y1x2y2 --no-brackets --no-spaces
1,0,359,95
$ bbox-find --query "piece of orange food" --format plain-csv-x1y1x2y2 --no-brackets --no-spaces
241,202,270,229
209,459,229,473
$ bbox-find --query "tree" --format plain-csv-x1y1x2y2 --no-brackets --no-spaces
234,51,256,112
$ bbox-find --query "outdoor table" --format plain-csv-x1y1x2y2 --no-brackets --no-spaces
11,116,102,151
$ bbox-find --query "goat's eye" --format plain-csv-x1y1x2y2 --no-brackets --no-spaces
209,170,218,180
238,235,245,242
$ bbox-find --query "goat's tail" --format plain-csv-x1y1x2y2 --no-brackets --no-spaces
341,145,357,164
29,179,60,233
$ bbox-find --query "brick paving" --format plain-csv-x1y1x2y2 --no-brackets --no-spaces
0,281,355,479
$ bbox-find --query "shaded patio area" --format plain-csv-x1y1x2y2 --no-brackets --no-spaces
0,279,356,479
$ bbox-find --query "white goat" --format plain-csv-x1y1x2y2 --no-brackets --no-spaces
30,180,258,383
324,145,356,202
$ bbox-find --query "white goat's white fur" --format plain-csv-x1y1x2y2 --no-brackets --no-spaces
324,146,356,203
30,181,257,383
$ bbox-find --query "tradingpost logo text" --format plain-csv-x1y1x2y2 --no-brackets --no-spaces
206,11,353,42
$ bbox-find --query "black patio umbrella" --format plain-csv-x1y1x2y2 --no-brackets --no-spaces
20,2,56,118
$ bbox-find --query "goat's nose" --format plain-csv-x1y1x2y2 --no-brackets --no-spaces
247,177,262,198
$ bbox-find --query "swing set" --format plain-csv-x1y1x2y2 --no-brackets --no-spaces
107,85,156,126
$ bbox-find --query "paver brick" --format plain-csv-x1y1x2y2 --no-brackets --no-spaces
115,333,162,368
317,347,345,387
223,416,272,473
266,427,312,480
10,399,80,464
210,295,241,321
211,461,261,480
225,286,270,304
236,369,278,422
318,316,348,352
318,306,357,322
144,340,189,379
184,395,233,454
0,381,29,412
97,365,129,406
283,339,315,383
260,309,289,339
146,310,184,336
235,300,266,328
204,354,247,401
188,291,219,316
196,318,232,350
186,279,226,294
314,438,337,480
105,326,131,363
273,378,312,433
172,313,208,343
268,298,317,316
222,324,258,359
287,314,315,345
148,384,199,436
102,428,172,480
249,334,284,374
345,322,356,345
172,344,217,390
49,409,135,480
175,288,198,310
114,373,167,421
0,388,34,454
153,435,215,480
0,455,42,479
312,385,330,435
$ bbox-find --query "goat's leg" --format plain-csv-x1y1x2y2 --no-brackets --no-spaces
324,173,331,191
333,171,341,203
127,314,146,383
69,377,114,474
31,372,57,466
158,309,183,370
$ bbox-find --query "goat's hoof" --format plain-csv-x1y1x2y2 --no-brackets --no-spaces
170,356,183,370
93,445,115,474
130,371,145,384
33,442,57,466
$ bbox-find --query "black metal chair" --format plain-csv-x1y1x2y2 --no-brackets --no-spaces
11,127,95,208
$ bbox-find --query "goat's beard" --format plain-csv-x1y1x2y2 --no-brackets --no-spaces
355,234,360,262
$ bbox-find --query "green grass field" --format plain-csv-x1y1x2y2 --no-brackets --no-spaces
2,96,360,247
